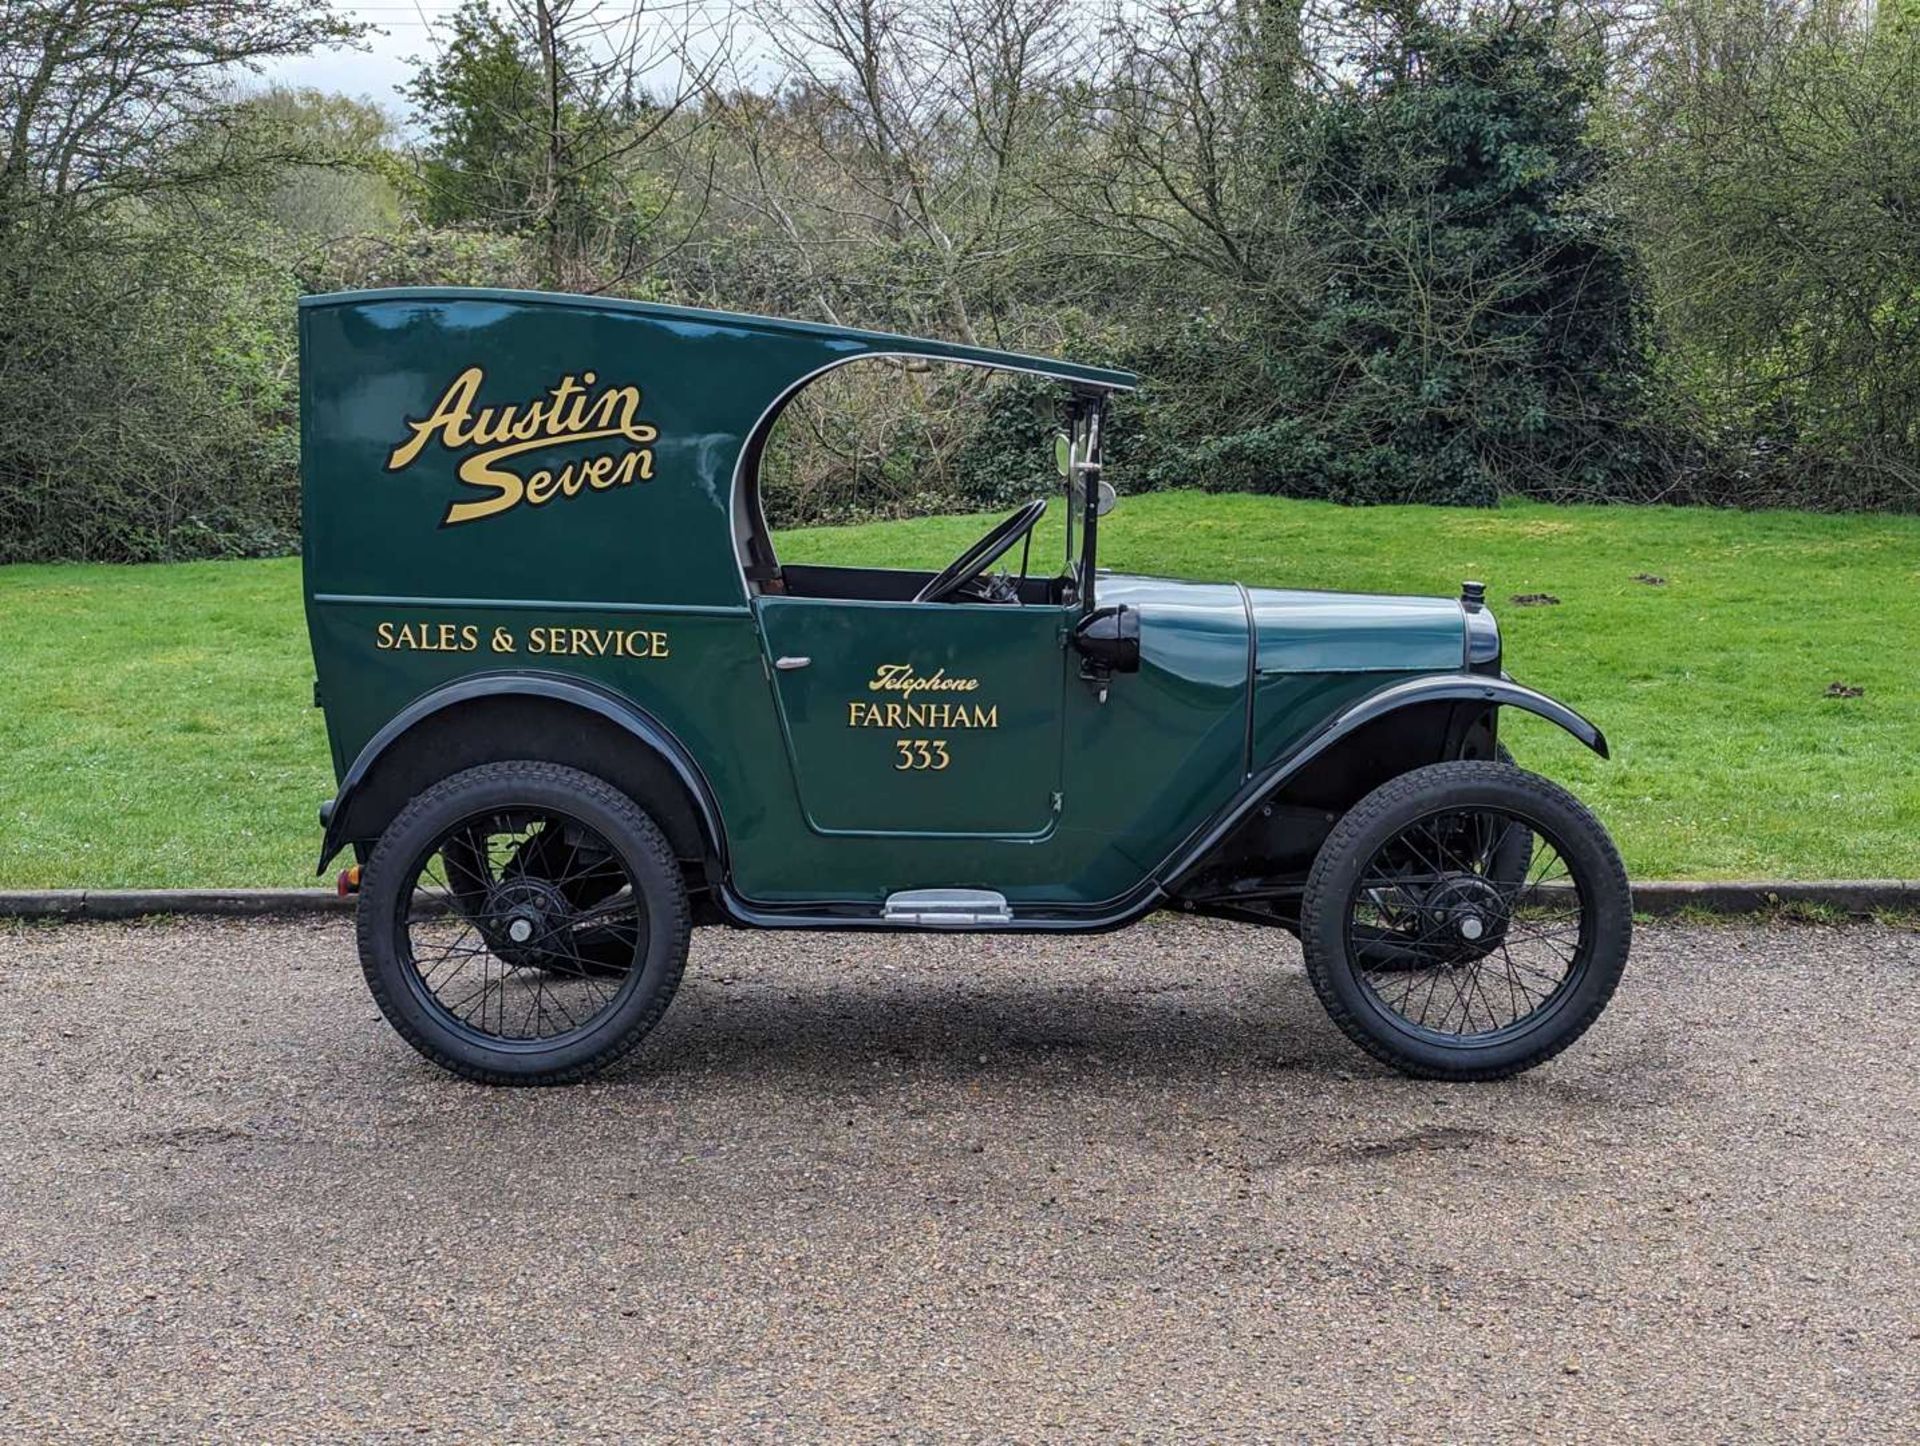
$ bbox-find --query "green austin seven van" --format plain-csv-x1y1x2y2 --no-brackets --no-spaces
302,287,1631,1087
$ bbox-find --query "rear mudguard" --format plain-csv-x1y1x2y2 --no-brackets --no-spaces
1161,673,1607,893
316,672,725,873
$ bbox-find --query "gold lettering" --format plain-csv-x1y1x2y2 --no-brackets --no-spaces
387,365,661,526
843,677,998,733
467,403,507,448
371,620,482,652
447,447,526,526
586,384,645,434
386,367,484,468
509,404,545,442
556,374,590,432
445,623,677,659
524,467,559,506
867,663,981,697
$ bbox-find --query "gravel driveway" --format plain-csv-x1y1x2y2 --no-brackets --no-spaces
0,915,1915,1442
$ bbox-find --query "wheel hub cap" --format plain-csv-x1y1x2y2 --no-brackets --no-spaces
1421,874,1508,961
484,877,569,965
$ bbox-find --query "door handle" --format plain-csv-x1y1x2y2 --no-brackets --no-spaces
775,655,811,670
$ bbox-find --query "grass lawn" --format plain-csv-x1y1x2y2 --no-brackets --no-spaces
3,493,1917,887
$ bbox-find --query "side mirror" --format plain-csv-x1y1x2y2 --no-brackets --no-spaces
1095,480,1118,517
1054,432,1071,478
1072,604,1140,675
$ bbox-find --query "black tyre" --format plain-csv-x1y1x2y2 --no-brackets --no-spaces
1354,744,1530,973
356,761,690,1085
1301,760,1630,1081
1485,743,1533,888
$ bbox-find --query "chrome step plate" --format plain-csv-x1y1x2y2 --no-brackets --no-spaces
881,888,1013,927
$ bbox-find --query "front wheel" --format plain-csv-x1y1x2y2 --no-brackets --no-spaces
356,761,690,1085
1301,761,1630,1081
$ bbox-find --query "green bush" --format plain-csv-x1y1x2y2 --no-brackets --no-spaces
0,224,302,564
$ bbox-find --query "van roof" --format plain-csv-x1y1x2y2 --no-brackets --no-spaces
299,287,1137,392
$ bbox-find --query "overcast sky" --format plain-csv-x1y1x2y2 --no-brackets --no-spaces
249,1,753,123
250,3,460,117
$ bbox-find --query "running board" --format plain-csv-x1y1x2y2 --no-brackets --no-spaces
881,888,1013,927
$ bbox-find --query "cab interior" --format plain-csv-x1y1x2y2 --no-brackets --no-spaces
774,562,1067,605
731,358,1102,607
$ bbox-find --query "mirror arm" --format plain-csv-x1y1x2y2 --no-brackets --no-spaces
1072,603,1140,703
1077,405,1104,612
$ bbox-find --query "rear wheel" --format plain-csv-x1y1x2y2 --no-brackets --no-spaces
1301,760,1630,1081
356,761,690,1085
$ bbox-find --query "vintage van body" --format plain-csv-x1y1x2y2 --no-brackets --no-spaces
302,288,1630,1086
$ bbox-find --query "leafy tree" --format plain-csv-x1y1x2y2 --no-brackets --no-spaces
1058,1,1657,507
232,88,406,242
1,0,359,219
8,0,1920,564
0,0,361,562
403,0,716,287
403,0,549,232
1620,0,1920,506
1275,1,1658,504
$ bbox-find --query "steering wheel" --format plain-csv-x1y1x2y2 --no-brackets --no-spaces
913,498,1049,604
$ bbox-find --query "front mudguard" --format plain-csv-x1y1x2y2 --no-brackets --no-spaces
1342,673,1608,759
1162,673,1607,894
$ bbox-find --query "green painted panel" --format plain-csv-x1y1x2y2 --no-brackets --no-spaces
306,602,784,819
756,598,1067,836
301,290,1125,617
1065,575,1251,871
1246,587,1464,674
301,289,1509,917
1250,671,1423,765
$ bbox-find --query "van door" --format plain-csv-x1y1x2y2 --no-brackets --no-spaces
755,597,1069,837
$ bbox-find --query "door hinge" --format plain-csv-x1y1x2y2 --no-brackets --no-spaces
1050,791,1063,814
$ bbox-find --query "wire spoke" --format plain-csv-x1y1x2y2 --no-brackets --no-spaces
394,804,642,1043
1347,802,1590,1041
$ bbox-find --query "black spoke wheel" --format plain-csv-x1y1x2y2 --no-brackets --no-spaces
440,820,634,978
1301,761,1630,1081
356,761,690,1085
